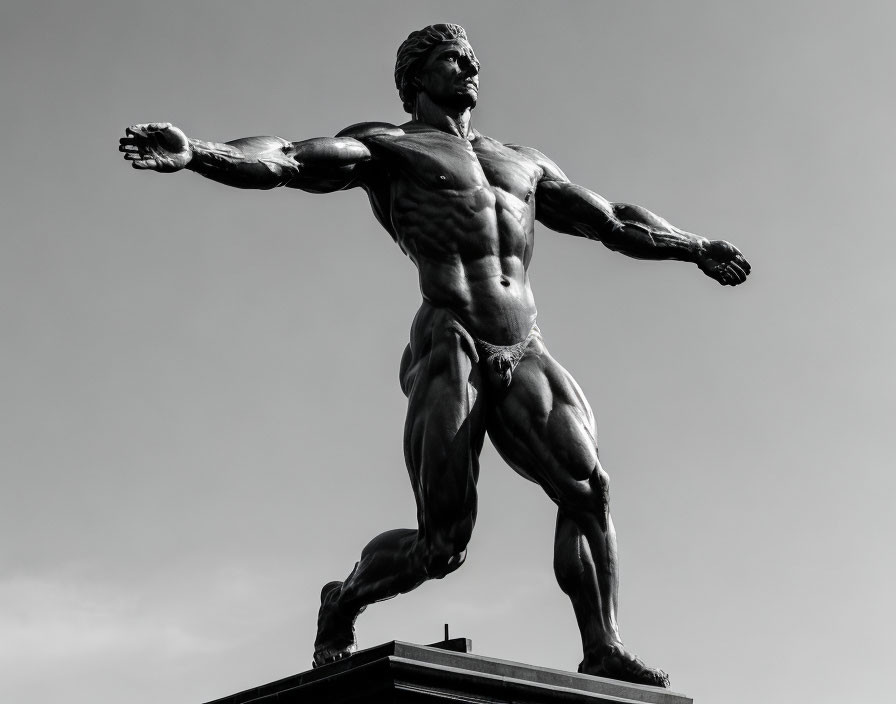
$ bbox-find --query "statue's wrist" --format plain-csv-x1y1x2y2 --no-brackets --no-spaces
184,141,201,170
692,237,709,264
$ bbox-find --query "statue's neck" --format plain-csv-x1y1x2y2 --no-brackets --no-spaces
413,93,473,140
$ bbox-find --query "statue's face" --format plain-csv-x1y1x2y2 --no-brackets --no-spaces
416,39,480,110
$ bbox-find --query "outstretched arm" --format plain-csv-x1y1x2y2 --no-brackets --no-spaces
511,145,750,286
119,122,372,192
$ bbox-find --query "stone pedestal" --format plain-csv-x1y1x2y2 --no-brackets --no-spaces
202,639,692,704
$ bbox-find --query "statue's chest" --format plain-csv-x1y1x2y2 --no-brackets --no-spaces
373,133,536,200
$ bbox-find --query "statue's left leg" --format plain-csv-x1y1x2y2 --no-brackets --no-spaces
487,333,670,688
312,305,485,668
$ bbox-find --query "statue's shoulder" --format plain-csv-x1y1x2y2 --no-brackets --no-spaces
503,142,568,181
336,122,405,140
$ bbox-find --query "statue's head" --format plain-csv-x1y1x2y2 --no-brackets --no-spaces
395,23,480,114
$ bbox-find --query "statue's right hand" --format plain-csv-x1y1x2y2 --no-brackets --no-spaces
119,122,191,172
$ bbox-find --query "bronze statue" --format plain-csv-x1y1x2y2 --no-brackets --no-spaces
119,23,750,688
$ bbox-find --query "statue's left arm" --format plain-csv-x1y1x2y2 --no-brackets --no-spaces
510,145,751,286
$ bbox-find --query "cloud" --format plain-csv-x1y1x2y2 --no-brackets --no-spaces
0,574,224,663
0,564,318,704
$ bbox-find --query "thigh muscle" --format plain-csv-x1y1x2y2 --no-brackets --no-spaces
402,304,486,545
488,337,604,510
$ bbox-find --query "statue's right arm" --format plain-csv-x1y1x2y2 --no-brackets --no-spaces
119,122,397,192
187,134,372,191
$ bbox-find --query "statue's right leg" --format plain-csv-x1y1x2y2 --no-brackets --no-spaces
487,334,670,687
312,305,485,667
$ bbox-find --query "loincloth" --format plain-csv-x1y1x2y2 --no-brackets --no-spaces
445,318,539,388
476,336,533,387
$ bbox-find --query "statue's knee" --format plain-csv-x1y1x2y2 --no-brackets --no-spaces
422,544,468,579
592,466,610,509
558,465,610,515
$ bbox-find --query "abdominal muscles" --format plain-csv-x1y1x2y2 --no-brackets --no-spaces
392,182,537,345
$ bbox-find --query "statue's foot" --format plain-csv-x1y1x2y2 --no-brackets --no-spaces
312,581,360,668
578,643,670,688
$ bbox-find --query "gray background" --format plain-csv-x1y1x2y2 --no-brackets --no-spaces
2,1,893,703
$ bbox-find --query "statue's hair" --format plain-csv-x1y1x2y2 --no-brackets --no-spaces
394,23,476,114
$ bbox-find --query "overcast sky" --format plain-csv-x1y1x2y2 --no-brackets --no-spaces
2,1,894,703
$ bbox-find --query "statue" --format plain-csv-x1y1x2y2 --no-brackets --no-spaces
119,23,750,688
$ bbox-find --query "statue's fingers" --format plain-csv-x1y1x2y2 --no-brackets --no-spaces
132,158,158,169
736,254,751,274
123,152,142,160
119,143,139,153
146,122,171,132
119,136,137,146
126,125,149,138
726,262,747,283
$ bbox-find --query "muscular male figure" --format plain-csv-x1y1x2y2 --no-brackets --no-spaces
120,24,750,688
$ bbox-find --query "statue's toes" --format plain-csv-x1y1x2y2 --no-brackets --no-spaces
647,668,670,688
579,646,670,688
312,645,353,669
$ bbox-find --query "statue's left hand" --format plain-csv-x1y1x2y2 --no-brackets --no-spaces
697,240,751,286
119,122,191,172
